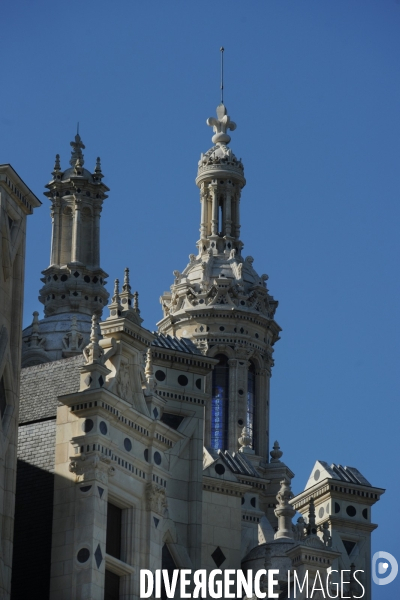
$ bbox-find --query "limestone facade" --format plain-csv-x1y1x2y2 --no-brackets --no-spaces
8,105,385,600
0,165,40,598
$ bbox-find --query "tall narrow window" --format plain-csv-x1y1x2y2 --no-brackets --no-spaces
219,203,223,235
161,544,179,600
247,362,256,450
211,354,229,450
104,570,120,600
0,377,6,420
106,502,122,559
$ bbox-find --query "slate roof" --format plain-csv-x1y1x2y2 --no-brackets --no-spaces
318,460,372,487
330,463,371,487
19,354,84,424
152,333,202,355
218,449,260,478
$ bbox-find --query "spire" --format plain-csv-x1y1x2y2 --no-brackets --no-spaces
133,291,140,314
69,133,85,167
52,154,61,177
220,46,224,104
93,157,103,180
123,267,131,293
82,314,103,364
108,279,122,319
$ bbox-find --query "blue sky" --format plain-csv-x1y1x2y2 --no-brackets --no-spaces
2,1,399,595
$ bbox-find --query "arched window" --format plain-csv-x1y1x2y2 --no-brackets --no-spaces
211,354,229,450
247,362,256,450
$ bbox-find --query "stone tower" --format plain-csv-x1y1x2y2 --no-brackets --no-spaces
158,103,281,459
21,134,109,365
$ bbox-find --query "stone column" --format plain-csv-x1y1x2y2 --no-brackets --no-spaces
93,206,101,268
199,184,207,239
68,454,113,600
255,368,269,459
71,198,81,263
211,185,218,236
50,198,61,266
225,188,232,236
235,190,241,239
227,358,238,451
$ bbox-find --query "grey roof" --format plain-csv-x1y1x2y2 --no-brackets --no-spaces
152,333,202,355
330,463,371,487
218,449,260,478
19,354,84,424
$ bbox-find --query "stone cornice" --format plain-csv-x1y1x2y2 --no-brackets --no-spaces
60,387,184,447
291,478,385,510
203,475,251,496
0,164,42,213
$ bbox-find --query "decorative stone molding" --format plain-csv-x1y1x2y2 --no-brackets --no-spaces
69,453,115,484
146,482,168,515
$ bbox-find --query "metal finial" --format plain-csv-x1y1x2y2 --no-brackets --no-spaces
77,122,79,135
220,47,224,104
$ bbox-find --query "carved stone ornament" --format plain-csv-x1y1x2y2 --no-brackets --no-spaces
146,482,168,515
69,453,115,484
116,361,132,401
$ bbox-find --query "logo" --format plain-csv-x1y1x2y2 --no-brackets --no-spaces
372,551,398,586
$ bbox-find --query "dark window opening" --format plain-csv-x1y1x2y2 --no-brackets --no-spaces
211,354,229,451
160,413,184,430
106,503,122,560
342,540,357,555
161,544,179,600
104,569,120,600
0,377,6,419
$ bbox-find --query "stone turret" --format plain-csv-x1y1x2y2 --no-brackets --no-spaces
158,104,281,459
22,134,109,365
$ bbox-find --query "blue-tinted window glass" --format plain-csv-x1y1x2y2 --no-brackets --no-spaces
247,362,256,449
211,354,229,450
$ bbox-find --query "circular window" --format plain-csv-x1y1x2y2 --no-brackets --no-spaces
144,449,149,462
195,378,202,390
84,419,93,433
178,375,188,387
124,438,132,452
335,502,341,514
155,370,166,382
77,548,90,563
238,389,244,396
314,469,320,481
240,301,245,306
346,505,356,517
318,507,324,518
61,274,68,282
199,299,204,304
219,326,225,331
250,497,256,508
154,452,162,465
362,508,368,520
84,275,90,283
215,464,225,475
238,419,244,426
99,421,107,435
